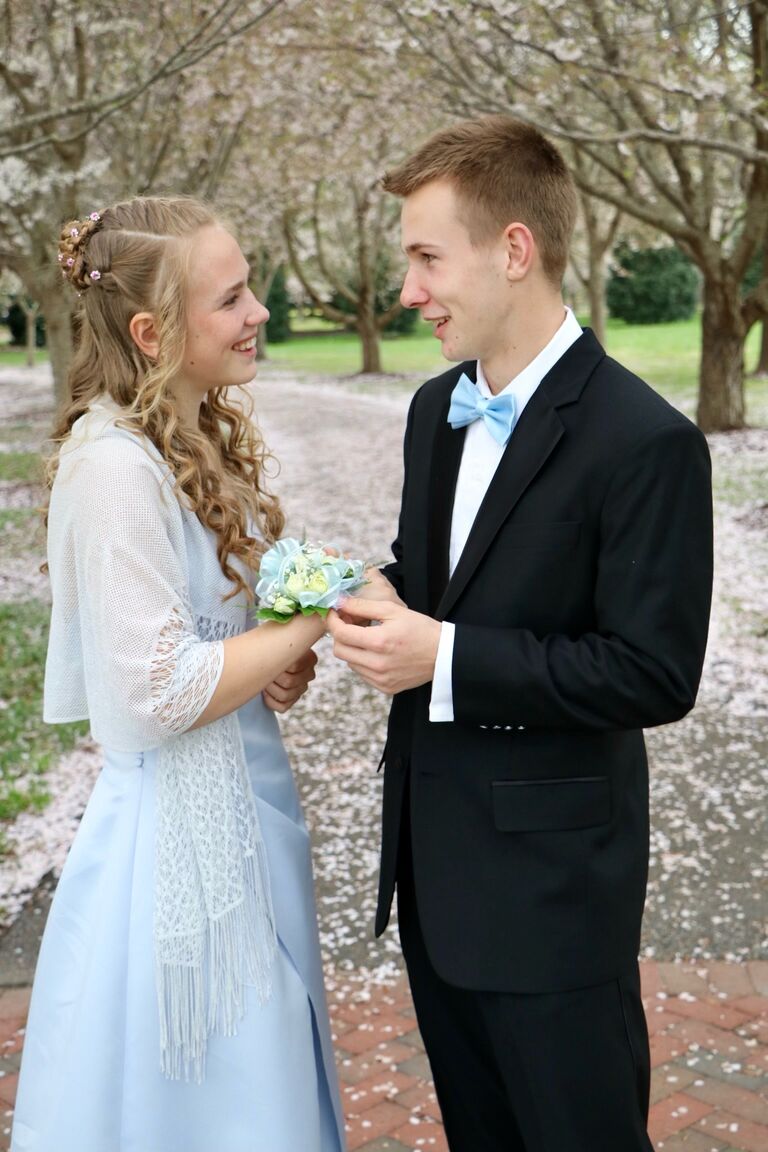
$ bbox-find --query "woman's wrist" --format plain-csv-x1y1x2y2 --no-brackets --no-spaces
262,610,326,647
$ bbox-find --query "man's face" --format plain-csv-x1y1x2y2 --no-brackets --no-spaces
399,178,510,365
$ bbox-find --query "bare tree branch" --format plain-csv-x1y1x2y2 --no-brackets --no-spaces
0,0,285,159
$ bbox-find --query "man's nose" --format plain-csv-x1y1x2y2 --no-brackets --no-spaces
400,267,428,309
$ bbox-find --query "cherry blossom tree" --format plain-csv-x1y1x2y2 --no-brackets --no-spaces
567,155,622,346
251,11,434,374
0,0,289,402
382,0,768,431
282,165,405,374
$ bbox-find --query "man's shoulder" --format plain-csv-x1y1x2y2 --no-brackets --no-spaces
589,352,702,441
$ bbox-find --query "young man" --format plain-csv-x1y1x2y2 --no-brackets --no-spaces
328,116,713,1152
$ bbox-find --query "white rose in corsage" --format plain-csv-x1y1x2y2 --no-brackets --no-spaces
255,537,368,622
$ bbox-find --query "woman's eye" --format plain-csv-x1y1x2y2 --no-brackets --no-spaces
422,253,435,265
224,293,239,307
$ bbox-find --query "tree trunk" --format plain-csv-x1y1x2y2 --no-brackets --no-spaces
40,288,75,409
753,318,768,376
252,258,278,363
696,277,746,432
750,243,768,376
358,314,382,373
572,179,619,346
24,303,38,368
356,255,382,373
587,265,607,347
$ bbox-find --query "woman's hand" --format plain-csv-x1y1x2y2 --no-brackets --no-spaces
263,649,318,713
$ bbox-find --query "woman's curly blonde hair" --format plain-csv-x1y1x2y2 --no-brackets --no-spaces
49,195,284,601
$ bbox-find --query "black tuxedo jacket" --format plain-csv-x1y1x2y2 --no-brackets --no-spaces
377,329,713,994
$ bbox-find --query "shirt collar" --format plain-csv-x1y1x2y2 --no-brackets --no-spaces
475,307,583,410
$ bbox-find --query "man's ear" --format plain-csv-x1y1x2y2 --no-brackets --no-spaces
129,312,160,360
503,222,535,282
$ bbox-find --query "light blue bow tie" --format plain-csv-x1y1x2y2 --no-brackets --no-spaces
447,372,517,446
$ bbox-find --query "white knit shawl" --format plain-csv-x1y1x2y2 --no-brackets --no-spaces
44,397,276,1080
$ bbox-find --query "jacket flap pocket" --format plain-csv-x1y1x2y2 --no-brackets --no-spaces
492,776,610,832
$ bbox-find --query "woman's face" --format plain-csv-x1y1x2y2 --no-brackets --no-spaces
177,225,269,404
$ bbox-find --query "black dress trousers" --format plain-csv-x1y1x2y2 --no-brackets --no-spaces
396,804,655,1152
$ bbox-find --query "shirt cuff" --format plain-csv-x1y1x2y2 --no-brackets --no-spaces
429,622,455,722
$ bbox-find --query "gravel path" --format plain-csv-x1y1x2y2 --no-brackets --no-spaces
0,363,765,988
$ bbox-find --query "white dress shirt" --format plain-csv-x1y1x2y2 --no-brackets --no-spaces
429,307,583,722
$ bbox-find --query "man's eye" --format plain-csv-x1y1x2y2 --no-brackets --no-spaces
224,293,239,307
422,253,435,264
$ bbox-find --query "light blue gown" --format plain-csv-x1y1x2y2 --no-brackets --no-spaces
11,693,345,1151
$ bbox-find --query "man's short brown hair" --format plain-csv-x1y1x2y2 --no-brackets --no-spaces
383,115,577,286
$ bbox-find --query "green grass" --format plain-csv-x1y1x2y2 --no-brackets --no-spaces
267,324,447,378
265,314,768,423
0,508,45,558
0,451,43,484
0,601,89,823
0,345,40,368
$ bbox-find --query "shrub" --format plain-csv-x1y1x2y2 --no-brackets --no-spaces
607,244,699,324
5,301,46,347
265,266,291,343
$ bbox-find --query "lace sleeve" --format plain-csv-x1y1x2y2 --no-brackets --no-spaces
150,606,225,734
49,437,225,751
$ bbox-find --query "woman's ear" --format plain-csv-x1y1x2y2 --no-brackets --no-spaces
129,312,160,360
503,222,535,283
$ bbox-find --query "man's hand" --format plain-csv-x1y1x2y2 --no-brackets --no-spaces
263,648,318,713
336,568,405,624
353,568,406,607
327,598,441,695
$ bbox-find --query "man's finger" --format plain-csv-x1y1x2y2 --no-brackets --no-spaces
335,597,399,623
327,614,382,650
332,639,387,673
327,601,398,642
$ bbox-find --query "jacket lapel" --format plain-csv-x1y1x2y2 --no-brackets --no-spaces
426,394,466,614
433,329,605,620
435,400,563,619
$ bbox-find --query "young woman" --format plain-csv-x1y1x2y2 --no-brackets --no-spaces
11,197,345,1152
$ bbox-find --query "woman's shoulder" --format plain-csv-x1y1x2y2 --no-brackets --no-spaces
61,397,168,478
54,399,180,524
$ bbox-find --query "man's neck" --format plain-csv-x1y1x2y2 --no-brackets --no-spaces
480,297,567,395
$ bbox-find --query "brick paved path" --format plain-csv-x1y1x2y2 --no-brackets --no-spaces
0,960,765,1151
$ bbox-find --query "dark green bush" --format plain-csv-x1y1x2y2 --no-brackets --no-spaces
265,266,291,343
607,244,698,324
5,301,46,347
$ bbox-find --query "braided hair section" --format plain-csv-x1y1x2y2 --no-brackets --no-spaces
57,212,105,291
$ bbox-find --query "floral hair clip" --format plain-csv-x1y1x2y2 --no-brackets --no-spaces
89,212,101,222
70,228,79,238
89,270,102,281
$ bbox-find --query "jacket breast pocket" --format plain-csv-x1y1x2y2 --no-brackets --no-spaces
500,521,581,551
491,776,610,833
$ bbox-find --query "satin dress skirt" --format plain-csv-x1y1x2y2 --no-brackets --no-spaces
11,696,345,1152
